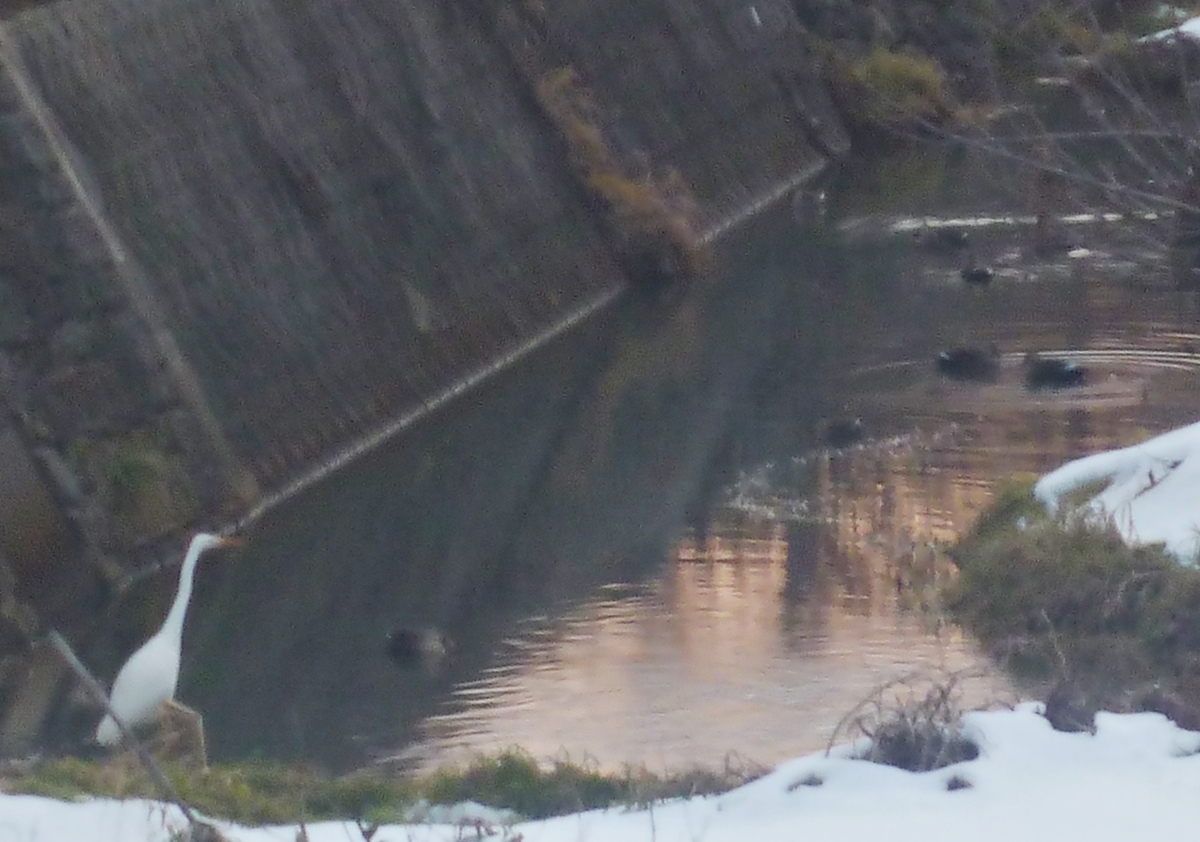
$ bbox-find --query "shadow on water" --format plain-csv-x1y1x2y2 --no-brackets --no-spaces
187,206,826,770
185,145,1200,773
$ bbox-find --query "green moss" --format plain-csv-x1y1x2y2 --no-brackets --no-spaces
3,751,760,825
1031,6,1101,55
947,489,1200,692
82,431,200,544
837,48,955,132
421,749,758,819
952,479,1044,554
422,751,614,819
6,758,413,825
105,454,157,513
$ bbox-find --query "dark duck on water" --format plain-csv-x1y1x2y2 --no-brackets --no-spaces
936,345,1001,382
823,418,865,449
386,626,452,670
960,261,994,285
1024,352,1086,390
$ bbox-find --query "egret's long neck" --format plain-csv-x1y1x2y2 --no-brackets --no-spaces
160,541,203,646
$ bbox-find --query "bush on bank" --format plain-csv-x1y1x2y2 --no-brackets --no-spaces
946,482,1200,706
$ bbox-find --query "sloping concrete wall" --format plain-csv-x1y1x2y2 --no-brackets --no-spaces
6,0,622,492
0,0,842,751
0,0,839,556
538,0,845,227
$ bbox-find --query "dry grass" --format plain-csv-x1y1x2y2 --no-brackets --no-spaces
828,669,987,772
536,67,709,285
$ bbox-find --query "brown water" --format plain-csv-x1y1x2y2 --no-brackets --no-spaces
189,146,1200,774
402,506,1001,773
379,209,1200,773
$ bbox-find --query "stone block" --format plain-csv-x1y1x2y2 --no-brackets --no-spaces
0,114,31,170
0,201,34,232
0,275,32,346
34,172,74,212
53,262,123,314
12,117,56,173
34,361,148,438
157,408,202,453
32,445,86,506
66,501,115,551
0,71,22,110
0,167,39,206
10,270,66,329
48,319,95,361
58,206,109,263
105,311,174,409
0,350,15,399
0,113,54,173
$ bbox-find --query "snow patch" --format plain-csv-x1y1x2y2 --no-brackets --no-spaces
1034,420,1200,562
7,706,1200,841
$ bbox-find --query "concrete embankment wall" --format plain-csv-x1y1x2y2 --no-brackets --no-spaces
0,0,842,751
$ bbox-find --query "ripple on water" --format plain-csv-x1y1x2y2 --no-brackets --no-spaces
391,217,1200,775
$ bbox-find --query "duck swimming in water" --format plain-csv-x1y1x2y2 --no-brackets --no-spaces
385,626,452,670
960,262,994,285
823,418,865,449
936,345,1001,382
1024,352,1086,390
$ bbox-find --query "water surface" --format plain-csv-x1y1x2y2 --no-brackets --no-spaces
191,151,1200,774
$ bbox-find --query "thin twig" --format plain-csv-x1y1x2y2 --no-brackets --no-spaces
1037,610,1071,680
47,630,222,838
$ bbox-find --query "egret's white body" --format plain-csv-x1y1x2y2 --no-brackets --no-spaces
95,533,237,746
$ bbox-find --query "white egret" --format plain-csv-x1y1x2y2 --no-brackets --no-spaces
95,532,240,746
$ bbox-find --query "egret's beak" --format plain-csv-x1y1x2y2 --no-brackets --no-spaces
219,536,244,549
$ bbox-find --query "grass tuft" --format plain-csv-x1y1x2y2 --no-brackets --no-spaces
948,485,1200,722
785,773,824,791
422,749,761,819
945,774,972,791
4,757,414,825
948,489,1200,672
830,47,957,135
2,750,762,825
830,670,982,773
535,67,709,287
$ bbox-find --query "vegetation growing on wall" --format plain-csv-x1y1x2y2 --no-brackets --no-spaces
802,0,1190,137
68,431,198,546
828,47,957,136
535,67,709,291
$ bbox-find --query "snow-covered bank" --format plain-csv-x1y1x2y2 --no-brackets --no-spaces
5,706,1200,841
1146,13,1200,42
1034,420,1200,562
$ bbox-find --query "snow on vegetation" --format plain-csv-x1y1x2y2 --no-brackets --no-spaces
1146,12,1200,41
3,706,1200,841
1034,420,1200,563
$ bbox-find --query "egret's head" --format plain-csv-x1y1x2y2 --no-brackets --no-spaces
190,532,243,555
